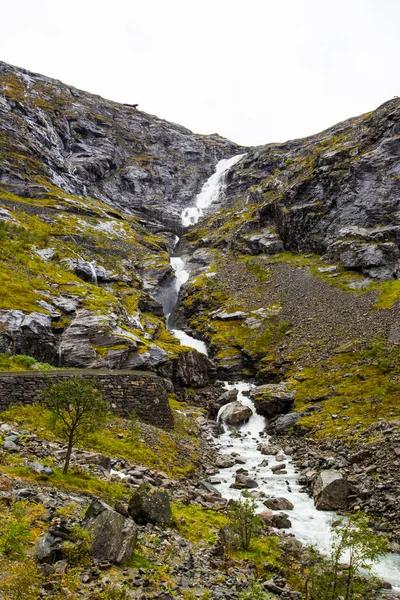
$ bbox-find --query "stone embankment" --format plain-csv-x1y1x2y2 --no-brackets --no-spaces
0,369,173,429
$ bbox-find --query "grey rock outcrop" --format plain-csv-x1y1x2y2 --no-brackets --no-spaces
0,61,239,231
313,470,349,510
0,310,56,363
220,98,400,280
250,383,295,419
83,499,137,564
128,485,172,526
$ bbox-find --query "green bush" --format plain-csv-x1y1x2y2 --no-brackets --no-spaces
63,524,93,567
0,503,32,559
227,491,262,551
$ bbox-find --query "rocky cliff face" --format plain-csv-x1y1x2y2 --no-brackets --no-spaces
1,61,399,393
0,62,238,382
222,98,400,280
0,61,238,232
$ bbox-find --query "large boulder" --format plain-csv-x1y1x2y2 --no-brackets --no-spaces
264,497,294,511
172,348,215,388
128,485,172,526
313,470,349,510
83,500,137,564
219,401,253,426
249,383,295,419
60,309,142,368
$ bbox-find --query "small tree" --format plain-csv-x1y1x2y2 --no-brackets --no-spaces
228,491,262,551
42,377,108,474
306,513,389,600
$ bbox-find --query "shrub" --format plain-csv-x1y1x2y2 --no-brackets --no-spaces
305,513,389,600
227,491,262,551
0,502,32,559
63,524,93,567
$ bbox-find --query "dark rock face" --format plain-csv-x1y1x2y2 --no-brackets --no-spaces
84,500,137,564
313,470,349,510
250,383,295,419
223,99,400,280
0,310,56,363
128,485,172,526
172,349,215,388
0,62,239,231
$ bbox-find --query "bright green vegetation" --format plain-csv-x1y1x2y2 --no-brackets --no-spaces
172,502,228,544
290,339,400,438
0,397,206,479
0,184,187,362
42,377,109,474
0,353,55,371
227,491,263,550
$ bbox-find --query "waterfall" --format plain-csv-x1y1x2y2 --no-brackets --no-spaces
181,154,245,227
161,151,400,591
89,261,98,286
164,153,245,354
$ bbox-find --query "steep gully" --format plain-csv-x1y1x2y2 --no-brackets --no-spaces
161,156,400,590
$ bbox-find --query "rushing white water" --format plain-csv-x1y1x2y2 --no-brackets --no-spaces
214,383,400,590
181,154,245,227
166,256,208,355
161,153,400,592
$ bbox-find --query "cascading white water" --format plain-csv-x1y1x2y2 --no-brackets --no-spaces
215,384,400,590
165,153,245,354
181,154,245,227
163,153,400,591
89,261,98,285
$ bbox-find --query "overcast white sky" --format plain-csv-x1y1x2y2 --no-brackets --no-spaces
1,0,399,146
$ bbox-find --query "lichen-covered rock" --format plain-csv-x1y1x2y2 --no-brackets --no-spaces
250,383,295,419
128,485,172,526
83,499,137,564
313,470,349,510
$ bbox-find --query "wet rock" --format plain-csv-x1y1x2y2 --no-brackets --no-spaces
271,464,286,473
84,499,137,564
219,402,253,426
271,513,292,529
258,509,274,522
231,471,258,489
313,470,349,510
250,383,295,419
264,497,294,511
128,485,172,526
216,456,236,469
259,444,280,456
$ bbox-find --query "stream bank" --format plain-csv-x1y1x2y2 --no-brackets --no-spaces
164,155,400,594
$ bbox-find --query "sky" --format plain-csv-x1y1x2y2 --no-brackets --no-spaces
1,0,399,146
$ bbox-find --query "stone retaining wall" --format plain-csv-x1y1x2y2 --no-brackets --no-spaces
0,370,173,429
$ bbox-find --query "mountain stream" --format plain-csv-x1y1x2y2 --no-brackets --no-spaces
164,155,400,591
